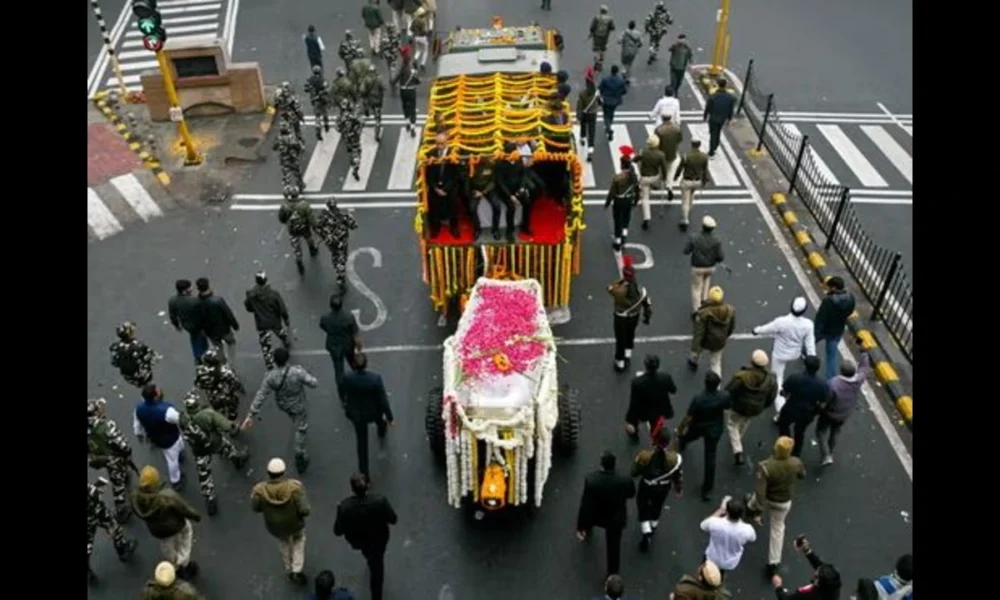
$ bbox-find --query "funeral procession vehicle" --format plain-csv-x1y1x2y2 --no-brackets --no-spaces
413,20,585,327
425,278,581,518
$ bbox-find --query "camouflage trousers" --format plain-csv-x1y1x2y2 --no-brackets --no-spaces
258,327,291,370
87,499,132,559
290,232,319,261
123,369,153,388
364,104,382,127
194,436,244,502
312,105,330,136
280,160,304,189
286,410,309,459
328,242,349,285
104,457,131,514
279,113,304,143
208,394,240,422
345,137,362,172
648,34,664,59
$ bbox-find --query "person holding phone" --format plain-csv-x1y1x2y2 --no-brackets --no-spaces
770,536,842,599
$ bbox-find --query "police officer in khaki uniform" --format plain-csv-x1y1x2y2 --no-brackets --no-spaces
674,139,711,230
655,114,683,190
636,134,669,230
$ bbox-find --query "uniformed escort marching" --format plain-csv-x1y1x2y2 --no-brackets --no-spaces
339,30,366,69
193,347,245,421
332,67,358,113
304,65,332,140
181,391,250,516
674,139,711,230
244,271,292,370
278,185,321,274
588,5,616,71
608,255,653,373
636,133,669,231
655,114,683,198
605,149,639,252
88,397,135,523
315,198,359,291
393,46,421,136
274,82,305,143
576,78,602,161
110,321,161,388
337,102,365,181
274,121,306,191
242,347,319,474
88,478,138,584
362,64,386,139
644,1,673,65
379,23,403,81
631,426,683,552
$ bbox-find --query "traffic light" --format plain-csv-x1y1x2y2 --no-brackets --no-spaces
133,0,168,53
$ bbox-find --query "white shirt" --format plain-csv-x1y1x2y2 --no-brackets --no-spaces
133,405,181,437
649,96,682,126
700,516,756,571
754,313,817,361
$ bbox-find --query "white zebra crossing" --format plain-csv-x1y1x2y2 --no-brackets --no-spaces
386,128,423,190
88,174,172,241
303,132,341,192
782,124,840,186
88,188,123,240
817,124,888,188
787,122,913,191
110,174,163,221
860,126,912,184
342,128,380,192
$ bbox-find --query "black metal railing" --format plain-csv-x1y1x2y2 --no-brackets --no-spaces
736,58,913,362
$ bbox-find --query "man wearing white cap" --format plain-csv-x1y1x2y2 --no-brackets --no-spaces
669,559,724,599
683,215,726,314
251,458,312,586
752,298,817,421
140,562,204,599
723,350,778,466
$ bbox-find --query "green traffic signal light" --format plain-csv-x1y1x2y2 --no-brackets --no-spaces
138,14,161,35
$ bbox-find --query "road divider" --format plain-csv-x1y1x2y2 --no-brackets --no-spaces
92,91,170,186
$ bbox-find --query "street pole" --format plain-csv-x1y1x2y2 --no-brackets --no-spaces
709,0,731,76
155,51,202,166
90,0,129,98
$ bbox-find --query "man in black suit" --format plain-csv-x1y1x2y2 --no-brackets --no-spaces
334,473,398,600
341,352,394,479
425,132,459,238
576,451,637,577
319,293,361,401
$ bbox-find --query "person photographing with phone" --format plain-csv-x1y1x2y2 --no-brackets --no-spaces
770,535,842,599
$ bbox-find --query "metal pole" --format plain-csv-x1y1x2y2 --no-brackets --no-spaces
90,0,129,98
754,94,773,153
825,187,850,251
723,34,731,71
788,135,809,195
155,51,202,165
709,0,731,75
871,253,902,322
736,59,752,117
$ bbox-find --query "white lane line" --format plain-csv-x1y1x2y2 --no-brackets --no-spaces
778,117,913,125
875,102,913,136
118,60,161,73
386,127,422,190
233,189,751,201
851,189,911,197
686,122,740,186
342,128,380,191
779,110,913,119
689,65,913,480
105,75,142,87
110,174,163,221
121,35,219,57
302,132,341,192
848,198,913,206
861,125,912,184
88,189,124,239
158,0,222,6
123,24,218,47
782,123,840,186
816,124,888,188
159,3,222,15
608,124,633,171
230,199,757,211
124,13,220,35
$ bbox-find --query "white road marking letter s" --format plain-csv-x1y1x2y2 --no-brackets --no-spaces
347,247,389,332
623,243,654,269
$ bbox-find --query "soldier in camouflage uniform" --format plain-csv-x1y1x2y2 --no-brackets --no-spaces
88,397,135,523
336,101,364,182
241,347,319,474
588,4,616,71
338,29,366,69
379,23,403,83
644,1,673,65
331,67,358,114
109,321,161,388
193,347,245,421
278,184,321,274
181,391,250,516
274,81,305,144
304,65,332,140
88,478,138,584
361,64,386,140
274,121,306,191
315,198,359,290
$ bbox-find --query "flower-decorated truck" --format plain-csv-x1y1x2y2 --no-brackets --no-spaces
425,278,581,515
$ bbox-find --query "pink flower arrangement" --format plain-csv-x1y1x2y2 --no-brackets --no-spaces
458,286,547,382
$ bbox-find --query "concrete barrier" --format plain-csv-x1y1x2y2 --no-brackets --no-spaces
92,91,171,187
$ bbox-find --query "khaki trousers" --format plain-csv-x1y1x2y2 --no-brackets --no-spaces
679,179,703,225
690,348,723,377
726,410,751,454
368,28,382,53
160,519,194,567
277,530,307,573
766,500,792,565
639,174,662,221
690,266,715,313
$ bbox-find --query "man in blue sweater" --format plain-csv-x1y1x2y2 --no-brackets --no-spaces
134,384,186,489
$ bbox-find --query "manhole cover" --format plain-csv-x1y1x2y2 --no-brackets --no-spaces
237,137,258,148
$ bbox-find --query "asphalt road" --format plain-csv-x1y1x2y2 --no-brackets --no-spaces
87,0,128,75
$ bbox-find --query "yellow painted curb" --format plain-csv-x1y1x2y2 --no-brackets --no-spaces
895,396,913,421
875,361,900,383
156,172,171,185
782,211,797,225
855,329,877,350
807,251,826,269
771,192,786,205
795,230,810,245
747,148,766,157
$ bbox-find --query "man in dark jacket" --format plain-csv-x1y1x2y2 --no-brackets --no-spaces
677,371,731,501
813,276,856,380
341,353,394,479
625,354,676,441
576,451,636,577
703,79,736,157
309,570,356,600
304,25,325,72
683,215,726,314
320,293,361,400
496,143,547,238
779,356,831,458
132,465,202,579
196,277,239,362
724,350,778,465
168,279,207,364
334,474,399,600
669,560,724,600
818,350,871,466
244,271,292,371
251,457,311,585
361,0,385,54
689,285,736,377
425,132,460,239
598,65,628,140
770,537,842,600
